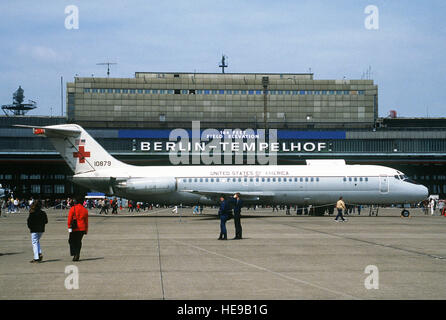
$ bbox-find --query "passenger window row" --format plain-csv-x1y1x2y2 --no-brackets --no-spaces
180,177,321,183
343,177,369,182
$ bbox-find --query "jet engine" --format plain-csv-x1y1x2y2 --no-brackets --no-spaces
116,177,176,195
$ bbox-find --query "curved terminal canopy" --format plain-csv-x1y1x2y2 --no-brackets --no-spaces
306,159,346,166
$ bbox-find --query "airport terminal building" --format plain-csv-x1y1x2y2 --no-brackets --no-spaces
1,72,445,200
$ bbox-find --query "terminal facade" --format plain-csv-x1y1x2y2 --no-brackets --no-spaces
67,72,377,129
1,72,445,201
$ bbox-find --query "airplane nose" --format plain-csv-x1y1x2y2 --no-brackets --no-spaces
420,185,429,199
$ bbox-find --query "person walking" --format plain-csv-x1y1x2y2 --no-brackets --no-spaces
111,198,118,214
27,200,48,263
231,193,243,239
99,198,109,215
429,198,435,215
218,195,231,240
67,196,89,262
335,197,347,222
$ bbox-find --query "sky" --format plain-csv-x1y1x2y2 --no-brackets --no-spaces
0,0,445,118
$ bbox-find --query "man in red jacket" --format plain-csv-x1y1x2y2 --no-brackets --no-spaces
67,196,89,261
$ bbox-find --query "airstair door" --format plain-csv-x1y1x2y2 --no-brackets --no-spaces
379,175,389,193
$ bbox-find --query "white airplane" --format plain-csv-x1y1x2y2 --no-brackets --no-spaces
17,124,428,214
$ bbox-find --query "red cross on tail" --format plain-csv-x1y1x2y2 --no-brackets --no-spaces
73,146,91,163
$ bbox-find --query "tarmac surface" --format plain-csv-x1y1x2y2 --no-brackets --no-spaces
1,206,446,300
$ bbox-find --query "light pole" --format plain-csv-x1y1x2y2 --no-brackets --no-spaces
262,76,269,131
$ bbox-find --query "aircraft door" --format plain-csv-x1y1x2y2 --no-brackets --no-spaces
379,175,389,193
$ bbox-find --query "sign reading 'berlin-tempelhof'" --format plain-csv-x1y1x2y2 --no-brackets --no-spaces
133,121,333,165
140,140,328,153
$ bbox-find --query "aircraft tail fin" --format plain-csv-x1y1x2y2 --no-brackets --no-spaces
15,124,128,174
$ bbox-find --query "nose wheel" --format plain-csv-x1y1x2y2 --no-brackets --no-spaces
401,209,410,218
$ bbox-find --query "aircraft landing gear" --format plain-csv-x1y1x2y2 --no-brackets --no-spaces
401,209,410,218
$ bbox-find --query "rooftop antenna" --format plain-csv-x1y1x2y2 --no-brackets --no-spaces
96,62,117,77
219,55,228,74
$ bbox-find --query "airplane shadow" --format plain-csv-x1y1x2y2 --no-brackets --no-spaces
89,214,332,220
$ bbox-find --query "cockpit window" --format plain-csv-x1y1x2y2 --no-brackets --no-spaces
397,174,419,185
395,174,410,181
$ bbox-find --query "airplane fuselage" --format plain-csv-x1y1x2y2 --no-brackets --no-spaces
72,163,428,206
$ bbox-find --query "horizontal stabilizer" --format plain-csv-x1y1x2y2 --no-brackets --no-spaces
14,124,81,137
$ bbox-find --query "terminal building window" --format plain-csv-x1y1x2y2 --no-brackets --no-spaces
87,88,364,97
54,184,65,194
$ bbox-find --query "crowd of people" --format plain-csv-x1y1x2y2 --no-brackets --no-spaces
0,196,162,216
1,197,76,213
421,198,446,216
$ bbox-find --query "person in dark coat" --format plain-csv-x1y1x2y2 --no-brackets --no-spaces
27,200,48,263
218,195,231,240
231,193,243,239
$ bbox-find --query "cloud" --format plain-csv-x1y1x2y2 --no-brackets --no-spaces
17,44,67,63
